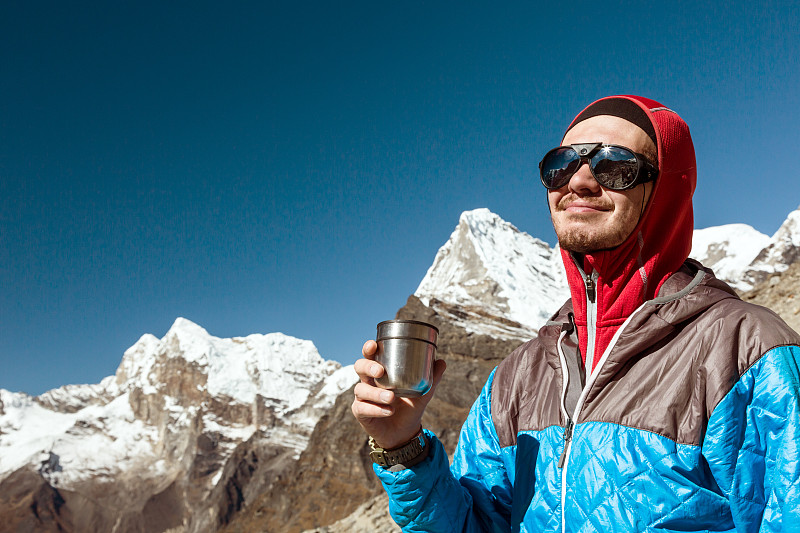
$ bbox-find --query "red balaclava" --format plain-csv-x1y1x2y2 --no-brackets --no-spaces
557,95,697,371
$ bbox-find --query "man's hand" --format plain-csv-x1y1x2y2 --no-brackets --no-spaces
351,339,446,449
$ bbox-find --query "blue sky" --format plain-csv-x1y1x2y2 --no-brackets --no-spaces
2,1,799,395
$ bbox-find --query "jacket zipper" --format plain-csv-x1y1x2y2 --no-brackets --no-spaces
558,272,596,531
555,328,577,531
585,274,596,303
557,419,574,468
584,271,598,380
558,297,648,533
556,328,574,470
556,321,579,471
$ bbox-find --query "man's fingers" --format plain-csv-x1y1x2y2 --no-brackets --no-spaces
362,339,378,358
352,383,395,420
354,381,394,405
351,399,394,419
354,358,384,381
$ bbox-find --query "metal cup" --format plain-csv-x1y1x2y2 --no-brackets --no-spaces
375,320,439,397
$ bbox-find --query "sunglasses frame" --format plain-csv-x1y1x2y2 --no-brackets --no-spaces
539,142,659,191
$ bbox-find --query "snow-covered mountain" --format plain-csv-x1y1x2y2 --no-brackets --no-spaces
741,209,800,290
415,208,568,340
689,207,800,292
0,318,355,532
689,224,771,291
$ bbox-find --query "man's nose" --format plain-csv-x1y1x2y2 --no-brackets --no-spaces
568,161,601,194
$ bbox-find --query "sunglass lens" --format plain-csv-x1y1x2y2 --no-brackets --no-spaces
591,147,638,189
541,148,580,189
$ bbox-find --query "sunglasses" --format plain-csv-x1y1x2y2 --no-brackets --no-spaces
539,143,658,191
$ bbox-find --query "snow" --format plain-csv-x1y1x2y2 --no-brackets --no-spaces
313,364,356,409
688,207,800,291
0,390,77,476
0,389,159,484
777,209,800,247
743,207,800,283
49,393,162,483
202,412,257,442
240,332,341,413
118,333,161,394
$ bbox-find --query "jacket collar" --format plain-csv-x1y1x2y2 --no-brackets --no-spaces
543,261,739,370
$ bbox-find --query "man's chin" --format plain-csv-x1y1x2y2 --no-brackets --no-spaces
556,228,627,254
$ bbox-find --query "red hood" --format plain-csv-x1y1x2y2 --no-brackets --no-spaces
559,95,697,370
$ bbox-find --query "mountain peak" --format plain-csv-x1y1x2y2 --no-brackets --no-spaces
456,208,526,243
767,206,800,248
1,319,356,498
740,206,800,289
415,209,568,338
458,207,504,227
167,317,211,338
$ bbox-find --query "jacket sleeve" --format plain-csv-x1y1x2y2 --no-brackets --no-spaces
374,368,513,532
702,345,800,532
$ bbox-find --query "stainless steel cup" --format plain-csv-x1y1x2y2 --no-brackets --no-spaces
375,320,439,397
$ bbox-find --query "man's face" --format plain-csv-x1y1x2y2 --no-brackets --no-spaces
548,115,657,253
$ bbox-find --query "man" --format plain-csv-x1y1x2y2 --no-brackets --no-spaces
352,95,800,531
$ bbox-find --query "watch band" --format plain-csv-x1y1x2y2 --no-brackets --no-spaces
369,430,428,468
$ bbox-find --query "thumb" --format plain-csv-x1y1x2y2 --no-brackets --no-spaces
419,359,447,403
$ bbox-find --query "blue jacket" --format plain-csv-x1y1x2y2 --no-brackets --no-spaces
375,264,800,532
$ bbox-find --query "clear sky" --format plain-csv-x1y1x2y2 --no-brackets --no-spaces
3,1,800,395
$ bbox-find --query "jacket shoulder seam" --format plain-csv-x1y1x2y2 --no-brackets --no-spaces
709,343,800,415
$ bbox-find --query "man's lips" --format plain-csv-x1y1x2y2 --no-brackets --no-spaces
558,200,611,213
565,205,606,213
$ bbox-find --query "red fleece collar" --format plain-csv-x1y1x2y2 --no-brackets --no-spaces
559,95,697,370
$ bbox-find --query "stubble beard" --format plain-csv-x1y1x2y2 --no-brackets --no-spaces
552,197,631,253
555,220,631,253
